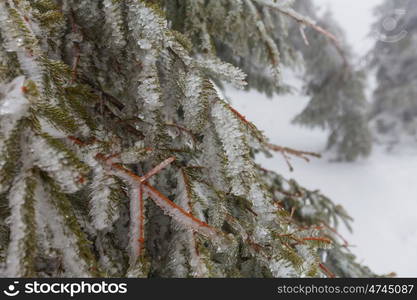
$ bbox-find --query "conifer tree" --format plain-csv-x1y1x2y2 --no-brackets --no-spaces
0,0,373,277
290,0,372,162
369,0,417,147
209,0,373,162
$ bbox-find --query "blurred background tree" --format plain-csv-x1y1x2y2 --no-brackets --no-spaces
291,0,372,162
369,0,417,148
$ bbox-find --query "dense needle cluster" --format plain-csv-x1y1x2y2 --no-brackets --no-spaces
0,0,373,277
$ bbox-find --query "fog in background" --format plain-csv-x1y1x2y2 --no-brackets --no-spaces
315,0,383,56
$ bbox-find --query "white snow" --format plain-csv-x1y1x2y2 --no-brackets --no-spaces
38,118,68,138
30,135,84,193
227,84,417,277
196,56,247,88
5,172,31,277
0,76,28,117
211,100,248,197
35,182,91,277
89,167,119,231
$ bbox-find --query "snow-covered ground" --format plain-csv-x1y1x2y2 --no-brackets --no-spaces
227,85,417,277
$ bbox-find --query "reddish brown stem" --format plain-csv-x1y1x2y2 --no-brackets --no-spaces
140,157,175,183
319,263,336,278
322,222,350,247
94,153,219,239
302,237,332,244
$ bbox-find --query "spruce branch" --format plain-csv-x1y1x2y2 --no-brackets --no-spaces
254,0,349,67
222,100,321,171
319,262,336,278
0,0,375,278
91,148,225,248
266,143,321,171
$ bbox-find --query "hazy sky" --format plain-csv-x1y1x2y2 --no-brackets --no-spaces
314,0,383,55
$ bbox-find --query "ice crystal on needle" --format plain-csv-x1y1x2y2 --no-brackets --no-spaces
0,76,27,117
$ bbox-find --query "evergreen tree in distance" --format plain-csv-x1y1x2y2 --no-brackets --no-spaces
291,0,372,162
214,0,373,162
369,0,417,148
0,0,373,277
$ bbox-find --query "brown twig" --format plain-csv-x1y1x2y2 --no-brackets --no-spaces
140,157,176,183
94,154,219,238
266,143,321,171
319,262,336,278
224,102,262,137
256,0,349,67
322,222,350,248
302,237,332,244
267,143,321,161
68,137,221,255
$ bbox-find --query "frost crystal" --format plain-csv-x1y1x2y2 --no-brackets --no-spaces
0,76,28,116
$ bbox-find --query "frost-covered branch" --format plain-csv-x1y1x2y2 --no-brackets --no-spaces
254,0,349,67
